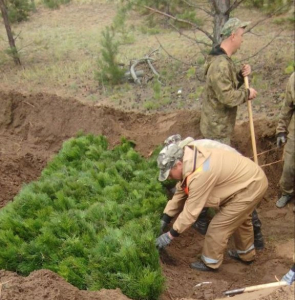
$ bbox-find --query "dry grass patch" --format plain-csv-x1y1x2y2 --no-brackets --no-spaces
0,2,293,113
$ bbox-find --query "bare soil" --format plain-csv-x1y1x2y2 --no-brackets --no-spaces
0,90,294,300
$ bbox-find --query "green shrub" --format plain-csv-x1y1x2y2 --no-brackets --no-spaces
0,134,166,299
5,0,32,23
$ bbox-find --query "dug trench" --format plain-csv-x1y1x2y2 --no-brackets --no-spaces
0,90,294,300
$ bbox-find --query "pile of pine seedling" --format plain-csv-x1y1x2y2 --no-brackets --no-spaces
0,134,167,300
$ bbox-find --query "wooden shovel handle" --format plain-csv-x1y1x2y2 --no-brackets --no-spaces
244,76,258,165
224,281,288,296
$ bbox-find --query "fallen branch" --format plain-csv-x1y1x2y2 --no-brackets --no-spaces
130,60,143,84
124,70,144,80
147,58,159,77
129,50,162,84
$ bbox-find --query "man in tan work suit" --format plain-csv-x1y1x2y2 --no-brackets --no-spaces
160,134,240,235
276,72,294,208
162,134,265,250
155,143,268,271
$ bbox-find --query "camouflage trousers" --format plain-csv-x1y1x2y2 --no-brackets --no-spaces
209,137,231,146
280,138,295,195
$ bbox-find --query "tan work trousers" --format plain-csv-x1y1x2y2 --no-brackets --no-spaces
202,175,268,269
280,138,295,195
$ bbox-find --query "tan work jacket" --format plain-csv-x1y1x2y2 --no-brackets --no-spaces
164,145,266,235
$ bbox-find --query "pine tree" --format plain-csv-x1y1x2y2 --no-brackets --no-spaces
96,27,125,85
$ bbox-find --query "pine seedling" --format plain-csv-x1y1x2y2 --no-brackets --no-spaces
0,134,167,300
96,27,125,85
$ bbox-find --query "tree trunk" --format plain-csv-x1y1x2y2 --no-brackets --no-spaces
0,0,21,65
211,0,231,47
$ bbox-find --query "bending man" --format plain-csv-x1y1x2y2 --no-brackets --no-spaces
162,134,264,250
156,142,268,271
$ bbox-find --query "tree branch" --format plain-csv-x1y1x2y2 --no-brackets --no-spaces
180,0,214,16
168,22,211,47
237,29,284,63
244,3,290,34
209,0,221,14
144,5,214,42
155,36,192,66
227,0,246,14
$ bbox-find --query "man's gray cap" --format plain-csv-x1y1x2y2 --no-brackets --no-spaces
221,17,251,38
157,143,184,181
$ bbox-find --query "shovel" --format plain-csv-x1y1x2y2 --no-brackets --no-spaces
244,76,258,165
224,281,288,296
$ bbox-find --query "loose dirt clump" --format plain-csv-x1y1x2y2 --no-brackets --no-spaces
0,90,294,300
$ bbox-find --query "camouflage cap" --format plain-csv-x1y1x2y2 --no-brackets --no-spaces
221,18,250,38
164,134,182,146
157,143,184,181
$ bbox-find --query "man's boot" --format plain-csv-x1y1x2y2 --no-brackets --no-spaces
228,250,254,265
190,261,217,272
276,194,293,208
252,210,264,250
192,208,209,235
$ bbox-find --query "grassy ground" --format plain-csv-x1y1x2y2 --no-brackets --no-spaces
0,0,294,114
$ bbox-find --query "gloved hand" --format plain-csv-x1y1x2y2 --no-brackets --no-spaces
160,220,168,234
281,269,295,285
277,133,286,147
156,232,172,249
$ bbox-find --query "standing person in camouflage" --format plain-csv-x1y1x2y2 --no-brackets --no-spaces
199,18,264,249
276,72,295,208
200,17,257,145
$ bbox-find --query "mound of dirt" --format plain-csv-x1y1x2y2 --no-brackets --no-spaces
0,269,293,300
0,90,294,300
0,269,131,300
0,90,280,208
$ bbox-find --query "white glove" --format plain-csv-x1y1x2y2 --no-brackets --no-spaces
277,133,286,147
281,269,295,285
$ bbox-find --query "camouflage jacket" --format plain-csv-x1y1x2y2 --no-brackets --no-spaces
200,46,248,139
276,72,294,141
